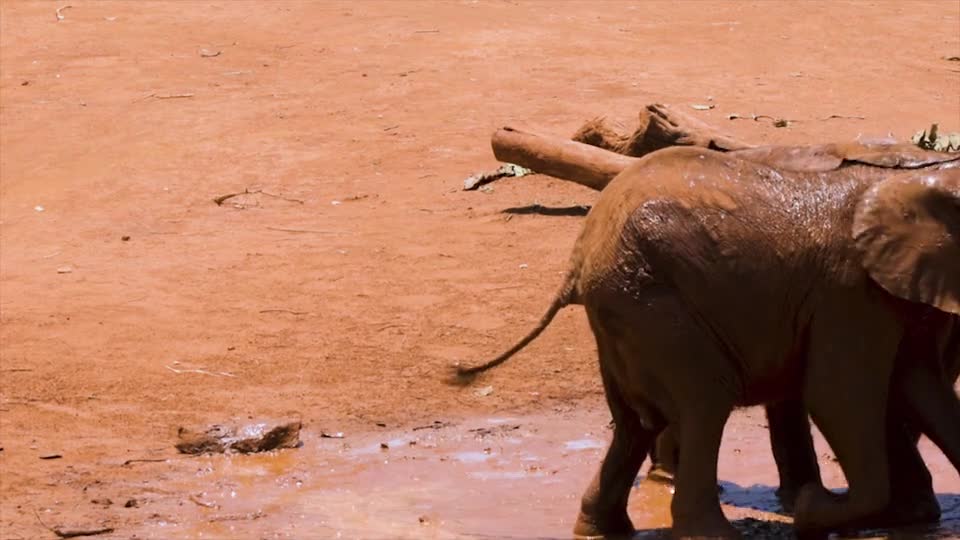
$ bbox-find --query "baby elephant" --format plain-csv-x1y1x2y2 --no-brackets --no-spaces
454,146,960,539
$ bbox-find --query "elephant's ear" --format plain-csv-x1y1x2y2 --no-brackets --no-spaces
853,169,960,314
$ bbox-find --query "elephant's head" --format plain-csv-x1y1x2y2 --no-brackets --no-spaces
853,167,960,315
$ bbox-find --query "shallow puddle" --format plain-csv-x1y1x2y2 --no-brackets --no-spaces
119,408,959,539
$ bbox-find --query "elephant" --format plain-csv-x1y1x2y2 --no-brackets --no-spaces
639,144,960,528
452,145,960,539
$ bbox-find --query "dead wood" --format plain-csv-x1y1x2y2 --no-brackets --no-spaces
571,103,753,156
491,127,636,191
488,104,753,191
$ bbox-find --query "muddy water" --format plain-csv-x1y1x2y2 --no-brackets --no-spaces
120,408,958,539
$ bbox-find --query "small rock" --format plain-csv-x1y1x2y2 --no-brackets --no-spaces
91,498,113,507
474,385,494,397
124,499,139,508
418,515,429,525
380,442,389,450
121,235,131,241
34,205,44,212
57,266,73,274
518,263,528,269
331,200,342,205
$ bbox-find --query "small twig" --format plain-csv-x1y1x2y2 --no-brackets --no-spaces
413,29,439,34
55,5,71,21
264,226,348,235
259,309,309,315
208,510,265,522
259,190,304,204
189,494,219,509
34,509,113,538
165,365,236,378
820,114,865,121
214,188,303,205
213,189,255,205
135,93,195,102
121,458,168,466
1,368,32,372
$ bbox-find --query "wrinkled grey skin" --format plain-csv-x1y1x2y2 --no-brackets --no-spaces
454,146,960,539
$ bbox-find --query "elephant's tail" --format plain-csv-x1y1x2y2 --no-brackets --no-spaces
448,273,577,386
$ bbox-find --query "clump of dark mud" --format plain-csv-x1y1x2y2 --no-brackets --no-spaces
175,421,302,455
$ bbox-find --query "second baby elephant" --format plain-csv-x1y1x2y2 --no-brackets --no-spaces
454,146,960,539
650,311,959,526
641,145,960,528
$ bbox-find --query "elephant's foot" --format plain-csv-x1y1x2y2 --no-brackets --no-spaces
864,491,941,529
572,510,634,539
792,483,843,534
774,484,804,514
793,482,890,535
646,464,675,486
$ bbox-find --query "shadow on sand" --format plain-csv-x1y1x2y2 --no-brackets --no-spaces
502,204,591,217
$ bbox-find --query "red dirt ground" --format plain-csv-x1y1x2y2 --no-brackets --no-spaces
2,2,958,538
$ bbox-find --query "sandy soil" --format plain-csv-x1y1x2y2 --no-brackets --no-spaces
1,1,958,538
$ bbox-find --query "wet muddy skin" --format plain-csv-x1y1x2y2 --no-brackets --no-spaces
36,408,954,539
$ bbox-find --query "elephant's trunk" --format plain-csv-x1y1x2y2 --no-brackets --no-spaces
448,272,578,385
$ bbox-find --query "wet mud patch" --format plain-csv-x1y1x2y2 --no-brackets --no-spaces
40,408,957,539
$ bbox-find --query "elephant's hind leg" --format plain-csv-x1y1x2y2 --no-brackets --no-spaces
574,331,655,539
588,293,741,540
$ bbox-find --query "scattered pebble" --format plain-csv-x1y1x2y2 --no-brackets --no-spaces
56,266,73,274
518,263,528,269
121,235,131,241
34,205,44,212
474,385,494,397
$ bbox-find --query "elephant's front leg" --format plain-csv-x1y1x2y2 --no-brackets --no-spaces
766,399,821,512
793,311,899,534
870,418,940,527
647,426,679,483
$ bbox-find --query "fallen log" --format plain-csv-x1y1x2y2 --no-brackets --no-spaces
571,103,754,156
488,103,754,191
491,127,637,191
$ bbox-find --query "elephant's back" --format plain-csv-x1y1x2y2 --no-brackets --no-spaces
573,146,826,294
571,146,859,377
